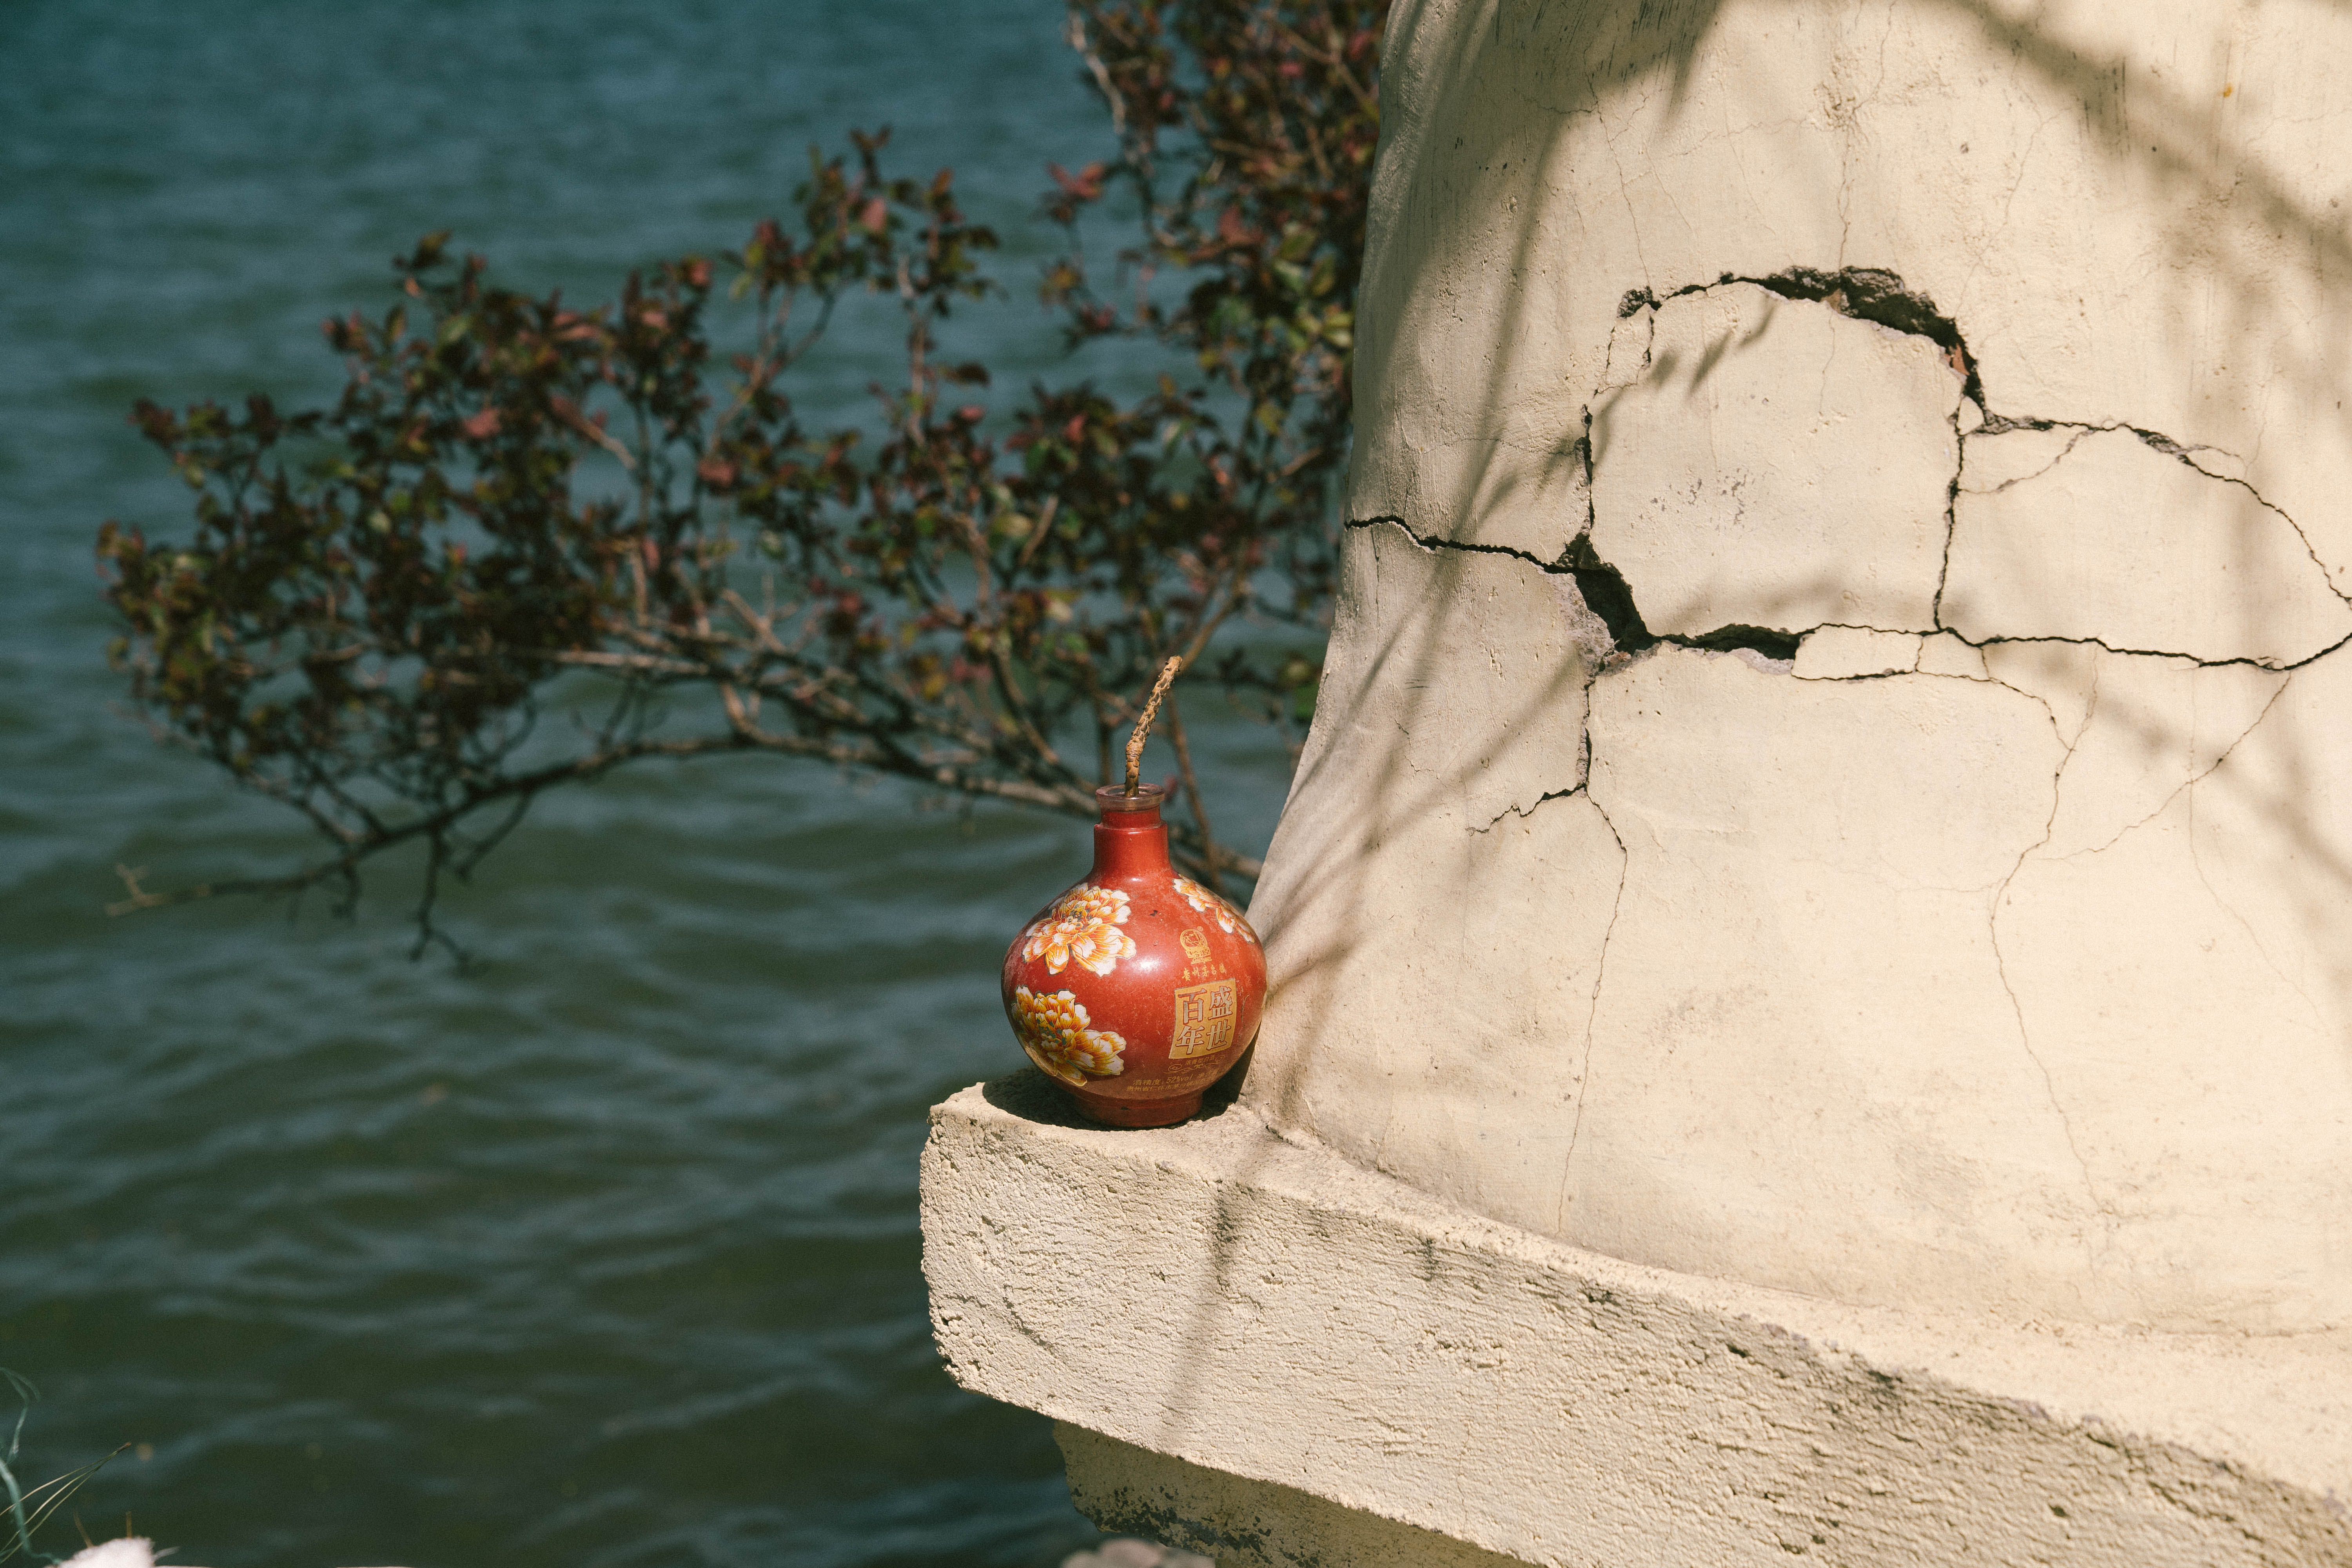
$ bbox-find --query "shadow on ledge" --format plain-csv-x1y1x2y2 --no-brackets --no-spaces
978,1045,1254,1129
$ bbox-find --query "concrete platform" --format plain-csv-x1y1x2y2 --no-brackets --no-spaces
920,1071,2352,1567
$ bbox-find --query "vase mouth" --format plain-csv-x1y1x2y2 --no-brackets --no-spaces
1094,782,1167,818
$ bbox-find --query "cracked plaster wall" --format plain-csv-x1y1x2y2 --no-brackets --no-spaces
1243,0,2352,1333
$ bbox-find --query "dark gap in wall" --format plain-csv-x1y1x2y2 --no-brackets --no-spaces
1619,268,1983,407
1557,537,1800,661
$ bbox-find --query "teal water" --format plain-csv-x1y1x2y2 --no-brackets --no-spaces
0,4,1299,1564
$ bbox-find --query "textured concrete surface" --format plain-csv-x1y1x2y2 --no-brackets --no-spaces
922,1077,2352,1568
1243,0,2352,1335
924,4,2352,1562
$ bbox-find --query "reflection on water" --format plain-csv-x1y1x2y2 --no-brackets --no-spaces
0,3,1298,1563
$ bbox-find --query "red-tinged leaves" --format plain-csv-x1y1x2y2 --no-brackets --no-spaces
1049,162,1107,201
98,9,1374,944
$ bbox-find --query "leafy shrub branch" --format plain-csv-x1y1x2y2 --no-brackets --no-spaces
97,0,1383,957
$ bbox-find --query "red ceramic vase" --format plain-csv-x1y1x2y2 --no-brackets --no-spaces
1002,784,1265,1127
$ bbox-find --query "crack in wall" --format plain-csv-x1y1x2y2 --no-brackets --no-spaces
1960,628,2352,674
1474,785,1584,834
1966,417,2352,617
1964,423,2096,494
2179,675,2328,1027
1346,515,1802,661
1556,793,1628,1236
1797,622,2352,676
1932,382,1967,626
1602,267,2352,655
2047,677,2293,864
1348,512,2352,682
1347,262,2351,1276
1561,534,1806,661
1984,662,2109,1245
1619,265,1984,406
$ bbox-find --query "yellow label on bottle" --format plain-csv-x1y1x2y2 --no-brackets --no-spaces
1169,979,1238,1059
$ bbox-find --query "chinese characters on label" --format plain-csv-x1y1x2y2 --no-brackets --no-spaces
1170,978,1238,1059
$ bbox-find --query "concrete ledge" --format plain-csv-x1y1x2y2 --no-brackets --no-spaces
920,1072,2352,1567
1058,1420,1534,1568
1058,1423,1529,1568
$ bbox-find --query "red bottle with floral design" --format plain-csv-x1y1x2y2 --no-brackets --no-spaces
1002,782,1265,1127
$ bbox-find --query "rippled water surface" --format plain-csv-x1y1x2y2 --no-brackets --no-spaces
0,4,1299,1563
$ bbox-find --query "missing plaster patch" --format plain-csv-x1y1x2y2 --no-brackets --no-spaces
1621,266,1978,402
1588,281,1959,639
1346,518,1802,664
1559,534,1800,661
1794,626,1923,680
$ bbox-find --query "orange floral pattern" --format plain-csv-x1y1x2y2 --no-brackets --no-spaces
1011,986,1126,1083
1173,875,1259,945
1020,884,1136,975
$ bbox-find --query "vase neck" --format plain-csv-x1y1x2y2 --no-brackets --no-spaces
1091,807,1171,882
1089,782,1172,883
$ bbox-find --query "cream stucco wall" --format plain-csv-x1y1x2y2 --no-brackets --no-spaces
1242,0,2352,1334
924,8,2352,1557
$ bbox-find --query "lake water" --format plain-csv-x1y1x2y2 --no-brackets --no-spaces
0,4,1302,1563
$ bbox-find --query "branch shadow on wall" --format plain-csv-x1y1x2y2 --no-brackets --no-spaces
1015,0,2352,1526
1235,0,2352,1323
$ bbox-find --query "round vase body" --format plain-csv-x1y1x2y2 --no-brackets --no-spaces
1002,786,1265,1127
